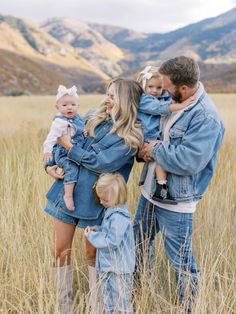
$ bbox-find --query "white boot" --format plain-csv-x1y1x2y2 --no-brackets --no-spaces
88,266,103,314
53,265,73,314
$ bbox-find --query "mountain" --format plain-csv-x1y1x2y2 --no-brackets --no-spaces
42,18,124,77
91,7,236,65
0,14,110,95
0,8,236,95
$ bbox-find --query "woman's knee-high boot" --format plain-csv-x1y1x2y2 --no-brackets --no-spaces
52,265,73,314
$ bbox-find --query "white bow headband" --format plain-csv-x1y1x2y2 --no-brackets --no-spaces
56,85,79,102
140,65,153,89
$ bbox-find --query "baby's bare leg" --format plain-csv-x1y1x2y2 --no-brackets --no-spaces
64,183,75,211
156,164,167,183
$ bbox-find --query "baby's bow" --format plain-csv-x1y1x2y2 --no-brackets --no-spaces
56,85,79,102
140,66,153,89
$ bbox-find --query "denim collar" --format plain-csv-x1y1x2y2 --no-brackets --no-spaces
105,204,130,219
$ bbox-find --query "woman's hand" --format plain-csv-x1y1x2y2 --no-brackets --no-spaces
46,165,64,179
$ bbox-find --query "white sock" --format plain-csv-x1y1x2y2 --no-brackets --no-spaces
157,180,167,185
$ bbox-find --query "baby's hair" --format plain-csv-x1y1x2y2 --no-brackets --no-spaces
137,65,162,90
96,173,127,207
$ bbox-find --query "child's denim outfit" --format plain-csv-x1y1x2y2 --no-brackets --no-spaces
46,114,85,184
138,92,172,141
87,204,135,314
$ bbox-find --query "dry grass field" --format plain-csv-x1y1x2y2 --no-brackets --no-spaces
0,94,235,313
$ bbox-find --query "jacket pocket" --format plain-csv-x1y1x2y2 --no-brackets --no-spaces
91,142,109,153
168,174,194,199
169,126,186,144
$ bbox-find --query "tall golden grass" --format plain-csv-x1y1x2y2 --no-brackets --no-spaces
0,94,235,313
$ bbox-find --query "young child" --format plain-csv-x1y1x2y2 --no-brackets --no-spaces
43,85,85,211
84,173,135,314
137,66,194,203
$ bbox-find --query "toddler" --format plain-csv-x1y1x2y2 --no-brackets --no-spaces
43,85,85,210
84,173,135,314
138,66,194,203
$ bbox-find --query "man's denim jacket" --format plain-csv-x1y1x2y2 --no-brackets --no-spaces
87,204,135,274
140,86,225,202
46,119,135,227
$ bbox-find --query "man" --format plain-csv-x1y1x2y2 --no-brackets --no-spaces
133,56,224,306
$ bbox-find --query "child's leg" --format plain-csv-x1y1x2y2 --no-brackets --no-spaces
155,164,167,183
64,183,75,211
100,272,133,313
153,164,177,204
61,160,79,211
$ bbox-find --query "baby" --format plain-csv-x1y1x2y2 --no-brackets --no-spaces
43,85,85,210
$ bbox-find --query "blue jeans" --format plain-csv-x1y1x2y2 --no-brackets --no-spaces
133,195,200,302
99,272,133,314
56,155,79,184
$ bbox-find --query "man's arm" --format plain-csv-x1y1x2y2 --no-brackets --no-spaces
144,116,224,176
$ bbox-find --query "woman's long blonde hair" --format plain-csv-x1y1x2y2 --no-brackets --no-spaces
86,78,144,152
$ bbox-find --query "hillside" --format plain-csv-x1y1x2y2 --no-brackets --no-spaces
0,49,107,95
0,15,110,95
42,18,124,77
92,7,236,65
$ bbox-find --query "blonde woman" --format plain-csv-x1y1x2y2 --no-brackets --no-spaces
85,173,135,314
45,78,143,313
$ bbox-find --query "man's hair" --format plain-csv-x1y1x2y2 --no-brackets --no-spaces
159,56,200,88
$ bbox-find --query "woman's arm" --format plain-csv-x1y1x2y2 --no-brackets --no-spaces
67,141,135,174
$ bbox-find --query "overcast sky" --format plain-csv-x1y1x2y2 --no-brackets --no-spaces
1,0,236,33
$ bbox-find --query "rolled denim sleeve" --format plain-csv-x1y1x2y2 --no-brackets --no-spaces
87,214,129,249
67,141,135,174
151,116,224,176
139,94,171,116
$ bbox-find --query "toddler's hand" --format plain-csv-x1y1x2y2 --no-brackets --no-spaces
178,96,196,109
84,226,90,237
84,226,97,237
43,152,52,164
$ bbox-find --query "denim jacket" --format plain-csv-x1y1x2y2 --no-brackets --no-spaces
87,204,135,274
46,119,135,227
140,84,225,202
138,92,172,141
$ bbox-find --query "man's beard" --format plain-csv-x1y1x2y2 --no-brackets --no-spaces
171,88,182,102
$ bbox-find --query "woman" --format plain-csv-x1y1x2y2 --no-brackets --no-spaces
44,78,143,313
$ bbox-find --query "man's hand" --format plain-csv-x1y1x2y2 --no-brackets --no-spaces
141,140,160,160
46,165,64,179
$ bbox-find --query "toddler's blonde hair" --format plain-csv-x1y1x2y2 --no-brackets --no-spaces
137,65,162,90
96,173,127,207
